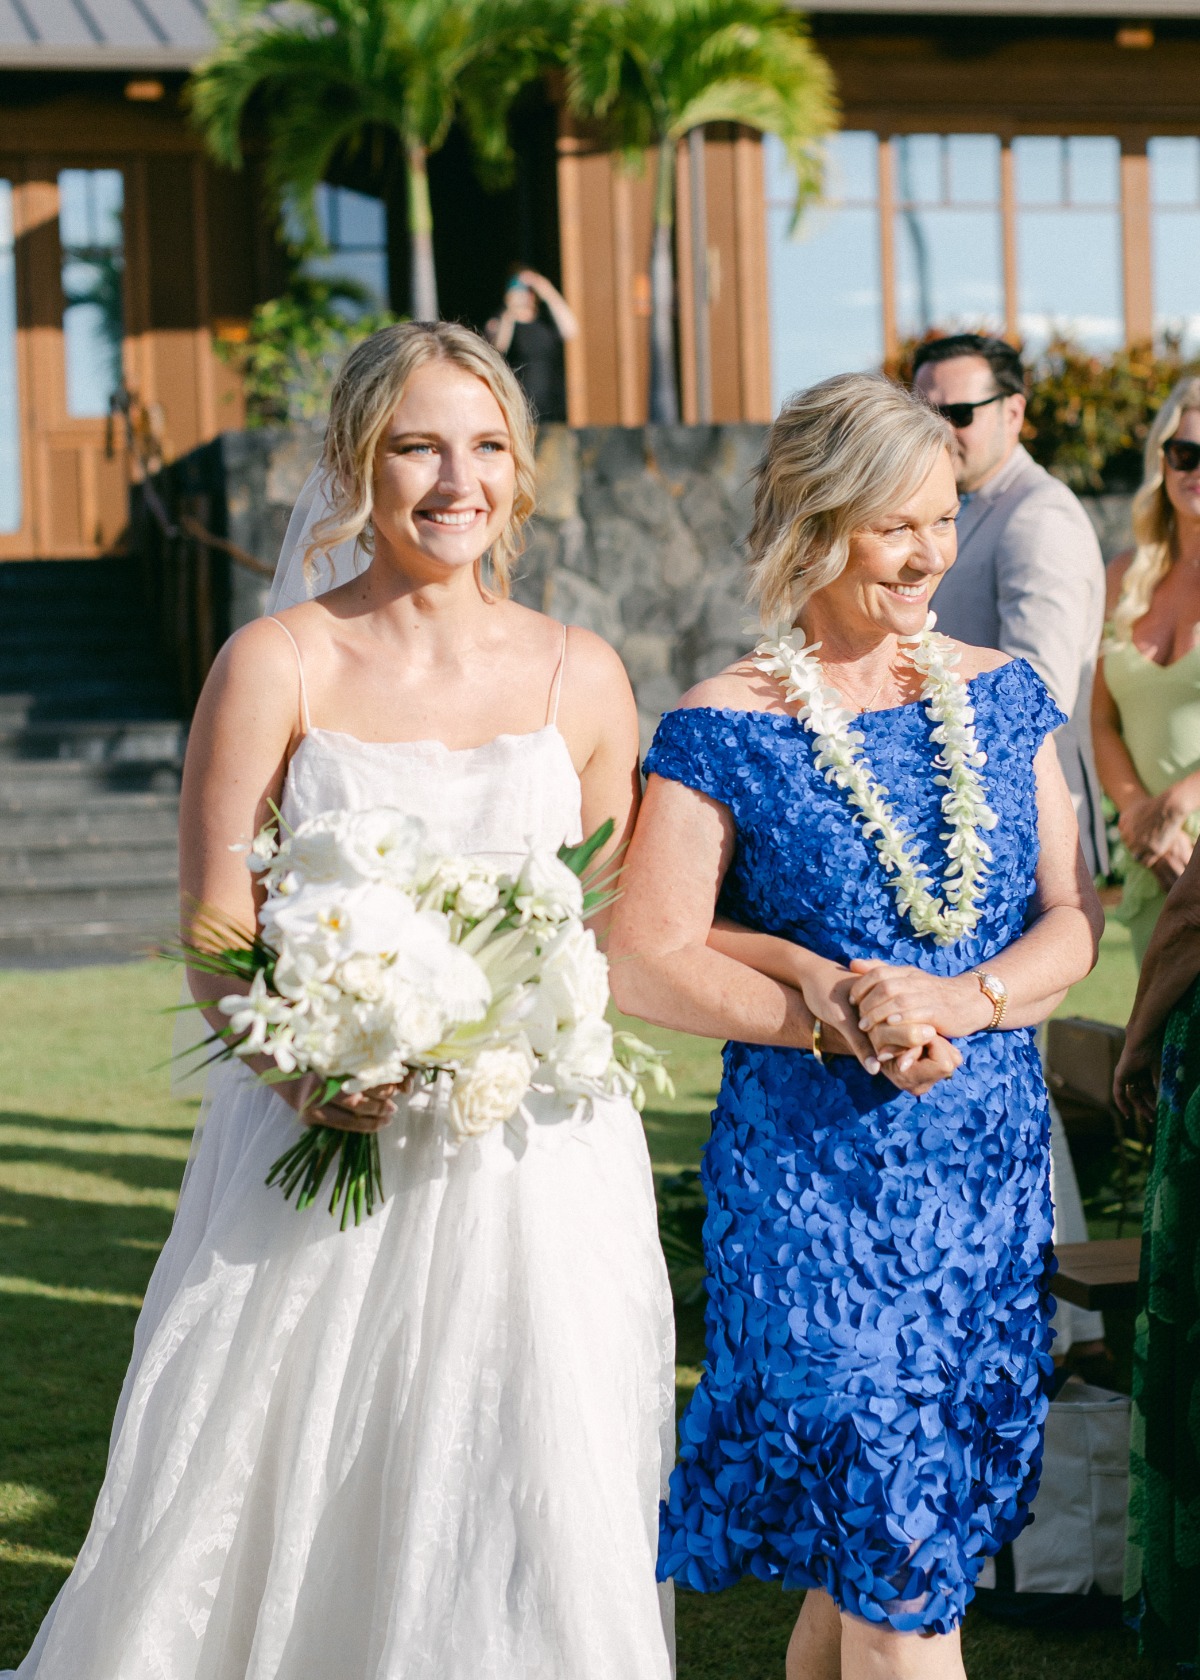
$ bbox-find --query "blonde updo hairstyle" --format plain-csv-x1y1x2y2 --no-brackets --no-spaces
748,372,953,627
308,321,537,594
1107,374,1200,647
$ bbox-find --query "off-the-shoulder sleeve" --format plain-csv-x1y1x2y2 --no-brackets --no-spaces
643,707,730,804
1010,657,1068,746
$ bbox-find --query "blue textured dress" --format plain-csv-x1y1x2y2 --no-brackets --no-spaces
645,657,1066,1634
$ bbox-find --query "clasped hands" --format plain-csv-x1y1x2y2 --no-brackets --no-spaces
1119,787,1198,890
800,957,995,1097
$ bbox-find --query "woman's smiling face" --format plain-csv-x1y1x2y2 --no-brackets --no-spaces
802,448,960,646
370,359,516,578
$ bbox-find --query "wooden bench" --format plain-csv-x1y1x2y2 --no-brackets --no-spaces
1051,1238,1141,1312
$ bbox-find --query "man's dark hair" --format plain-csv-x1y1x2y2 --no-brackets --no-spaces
911,333,1026,398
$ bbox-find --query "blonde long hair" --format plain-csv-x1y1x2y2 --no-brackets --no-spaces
748,373,951,626
308,321,537,594
1108,375,1200,645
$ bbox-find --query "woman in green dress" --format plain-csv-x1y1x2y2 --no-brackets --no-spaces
1093,376,1200,967
1116,842,1200,1670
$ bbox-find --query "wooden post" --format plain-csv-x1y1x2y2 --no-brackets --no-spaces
555,124,589,426
689,128,713,423
1000,138,1019,343
611,165,641,426
877,135,898,365
1120,137,1153,346
733,129,771,421
675,138,697,424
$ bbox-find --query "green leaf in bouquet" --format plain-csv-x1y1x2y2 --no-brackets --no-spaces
557,818,615,878
612,1030,674,1110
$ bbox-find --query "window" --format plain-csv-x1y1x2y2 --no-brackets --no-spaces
302,184,390,310
766,131,882,405
0,180,18,532
59,168,125,419
1013,137,1122,352
894,135,1004,339
1150,137,1200,350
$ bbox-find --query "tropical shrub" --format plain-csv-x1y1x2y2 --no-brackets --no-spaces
215,277,396,428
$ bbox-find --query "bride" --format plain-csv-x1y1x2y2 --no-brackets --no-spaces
7,323,675,1680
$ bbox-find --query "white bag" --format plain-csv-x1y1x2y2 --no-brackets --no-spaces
977,1375,1130,1598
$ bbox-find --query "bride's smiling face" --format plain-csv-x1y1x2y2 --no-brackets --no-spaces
803,448,959,645
371,360,515,576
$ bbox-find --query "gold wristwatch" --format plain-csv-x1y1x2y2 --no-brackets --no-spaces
972,968,1008,1031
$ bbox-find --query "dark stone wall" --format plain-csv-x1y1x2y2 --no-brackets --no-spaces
152,423,1131,743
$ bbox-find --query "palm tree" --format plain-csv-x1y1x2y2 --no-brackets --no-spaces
568,0,835,423
191,0,563,323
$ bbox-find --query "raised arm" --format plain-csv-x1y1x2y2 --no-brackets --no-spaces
522,270,579,341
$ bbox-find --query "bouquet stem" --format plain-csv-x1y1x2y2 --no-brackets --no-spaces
265,1125,384,1232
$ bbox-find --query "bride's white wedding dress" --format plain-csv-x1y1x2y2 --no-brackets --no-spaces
9,632,676,1680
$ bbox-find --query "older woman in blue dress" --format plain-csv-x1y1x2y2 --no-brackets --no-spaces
610,374,1102,1679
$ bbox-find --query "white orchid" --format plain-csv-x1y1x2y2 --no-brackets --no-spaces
219,970,294,1056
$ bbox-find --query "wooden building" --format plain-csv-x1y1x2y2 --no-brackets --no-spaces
4,1,1200,561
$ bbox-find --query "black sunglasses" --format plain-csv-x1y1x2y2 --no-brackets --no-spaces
1163,438,1200,474
932,391,1007,430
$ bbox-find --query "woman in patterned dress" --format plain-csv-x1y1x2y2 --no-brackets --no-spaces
611,374,1103,1678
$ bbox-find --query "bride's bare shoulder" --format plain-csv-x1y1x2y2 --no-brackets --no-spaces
677,656,782,715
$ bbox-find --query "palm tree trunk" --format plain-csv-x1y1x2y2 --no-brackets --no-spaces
649,135,679,425
406,138,439,321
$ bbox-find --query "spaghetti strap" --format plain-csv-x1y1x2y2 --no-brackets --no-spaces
549,623,568,727
266,616,312,734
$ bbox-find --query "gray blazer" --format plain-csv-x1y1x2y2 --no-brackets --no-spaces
932,445,1108,878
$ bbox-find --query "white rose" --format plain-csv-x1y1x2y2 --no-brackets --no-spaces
547,1016,615,1095
343,808,428,886
335,953,391,1002
454,874,502,920
390,984,448,1056
513,851,583,924
449,1044,534,1137
537,924,610,1025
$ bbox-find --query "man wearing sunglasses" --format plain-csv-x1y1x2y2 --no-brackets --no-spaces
913,332,1107,878
914,332,1109,1379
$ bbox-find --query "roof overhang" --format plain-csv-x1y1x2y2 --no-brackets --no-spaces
0,47,199,71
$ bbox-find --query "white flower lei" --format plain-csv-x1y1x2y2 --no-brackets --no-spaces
751,612,998,946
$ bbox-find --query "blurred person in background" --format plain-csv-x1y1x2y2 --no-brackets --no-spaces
1115,840,1200,1672
1093,376,1200,967
486,267,578,424
914,332,1109,1376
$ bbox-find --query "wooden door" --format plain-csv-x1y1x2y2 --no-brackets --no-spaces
5,160,131,559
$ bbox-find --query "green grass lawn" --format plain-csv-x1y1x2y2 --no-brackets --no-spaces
0,924,1167,1675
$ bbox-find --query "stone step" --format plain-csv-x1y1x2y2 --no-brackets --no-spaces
0,909,179,966
0,836,178,882
0,853,178,898
0,719,186,766
0,793,178,845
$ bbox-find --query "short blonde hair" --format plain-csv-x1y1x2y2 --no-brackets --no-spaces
748,373,952,626
1108,374,1200,646
309,321,537,594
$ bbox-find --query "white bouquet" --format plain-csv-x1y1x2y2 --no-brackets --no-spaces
175,809,670,1227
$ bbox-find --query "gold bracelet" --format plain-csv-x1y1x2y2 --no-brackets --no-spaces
811,1017,824,1063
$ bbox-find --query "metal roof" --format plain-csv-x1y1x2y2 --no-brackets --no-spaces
0,0,214,68
5,0,1200,72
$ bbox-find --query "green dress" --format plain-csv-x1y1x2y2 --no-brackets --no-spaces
1104,641,1200,966
1126,979,1200,1668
